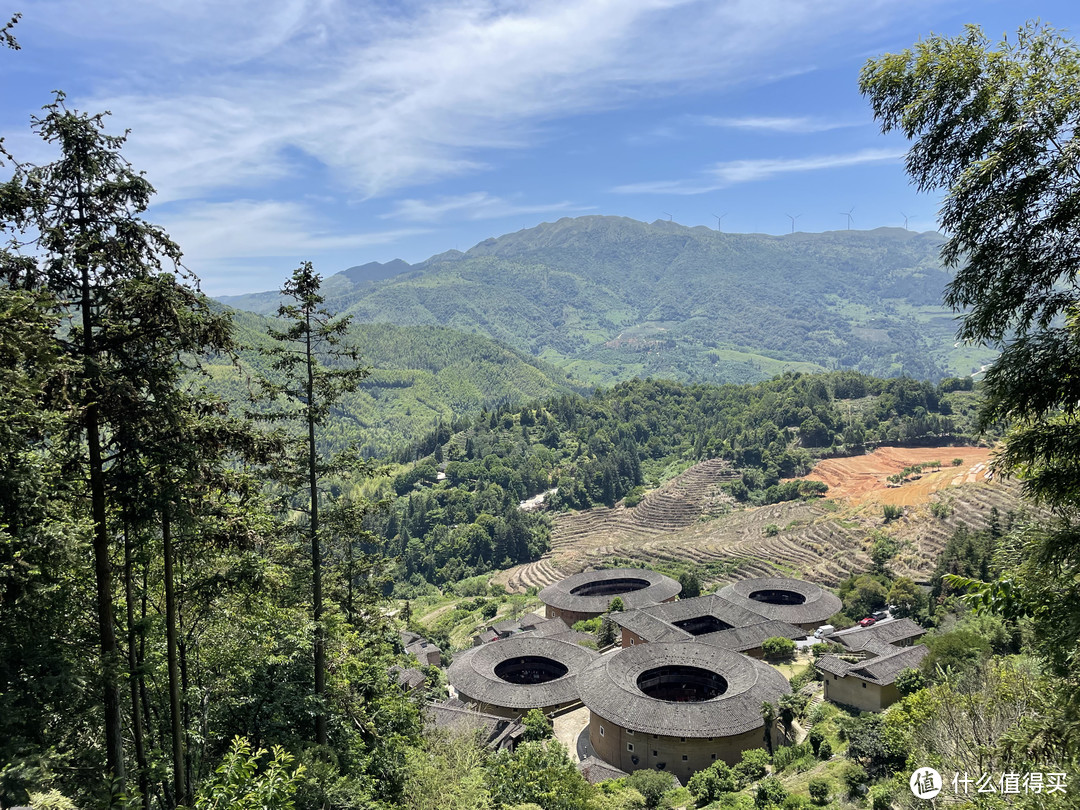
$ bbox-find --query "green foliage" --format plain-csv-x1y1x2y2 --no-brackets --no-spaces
687,761,738,803
194,737,304,810
487,741,590,810
894,668,926,696
624,770,673,809
754,776,787,808
597,617,618,648
761,637,796,661
886,577,921,618
841,714,906,777
952,458,963,466
920,629,991,679
522,709,554,743
807,778,830,805
607,597,625,613
868,784,893,810
881,504,902,523
399,729,492,810
734,749,771,783
840,762,867,798
763,524,780,537
26,791,77,810
677,570,702,599
232,217,987,384
816,739,832,760
839,575,888,619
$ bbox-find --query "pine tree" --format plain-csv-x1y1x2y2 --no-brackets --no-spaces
257,262,368,747
2,94,234,791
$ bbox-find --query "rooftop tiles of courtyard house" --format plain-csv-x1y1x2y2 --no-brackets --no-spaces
576,641,792,738
539,568,681,622
716,576,843,629
448,634,599,714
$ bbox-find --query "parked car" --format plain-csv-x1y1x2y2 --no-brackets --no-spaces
858,616,877,627
871,610,888,621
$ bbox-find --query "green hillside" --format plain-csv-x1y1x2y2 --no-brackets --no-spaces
218,218,995,385
205,307,586,455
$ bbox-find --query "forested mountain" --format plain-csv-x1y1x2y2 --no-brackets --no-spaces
372,371,982,590
207,306,586,454
217,218,997,385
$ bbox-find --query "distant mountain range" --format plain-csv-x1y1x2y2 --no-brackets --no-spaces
217,216,994,387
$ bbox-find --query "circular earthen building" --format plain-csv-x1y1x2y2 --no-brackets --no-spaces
539,568,681,625
716,576,842,632
577,641,791,783
448,635,598,718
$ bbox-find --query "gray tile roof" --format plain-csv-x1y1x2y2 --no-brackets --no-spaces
540,568,681,615
447,635,599,710
425,701,525,749
697,620,807,652
612,609,693,642
817,644,928,685
832,618,926,652
391,665,426,691
578,756,629,784
406,638,442,659
577,642,791,738
716,576,843,626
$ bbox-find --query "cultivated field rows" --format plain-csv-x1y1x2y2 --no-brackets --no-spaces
493,450,1035,594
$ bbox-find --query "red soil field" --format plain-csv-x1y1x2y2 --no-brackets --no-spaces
801,446,994,505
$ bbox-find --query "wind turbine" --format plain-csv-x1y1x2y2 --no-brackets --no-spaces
786,213,802,234
900,211,909,230
712,212,727,231
840,207,855,230
662,211,673,222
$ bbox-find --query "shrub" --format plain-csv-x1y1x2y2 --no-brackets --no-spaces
952,457,964,466
808,728,824,755
754,777,787,808
480,600,498,619
194,737,305,810
817,739,833,760
678,570,702,598
882,504,903,522
869,784,894,810
763,523,781,537
894,667,926,695
781,796,810,810
688,761,739,803
840,762,868,798
807,778,830,805
522,709,553,742
734,748,771,782
761,637,796,661
625,770,673,809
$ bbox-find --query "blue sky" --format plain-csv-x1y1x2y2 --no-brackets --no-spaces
2,0,1075,295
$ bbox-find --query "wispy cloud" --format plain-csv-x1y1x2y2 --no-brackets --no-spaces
383,192,590,223
156,199,426,275
689,115,861,133
613,147,904,194
17,0,929,202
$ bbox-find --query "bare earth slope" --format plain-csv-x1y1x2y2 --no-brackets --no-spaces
493,448,1030,593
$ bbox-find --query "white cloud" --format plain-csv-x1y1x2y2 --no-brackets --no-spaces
16,0,932,201
155,199,426,276
690,115,861,133
383,192,589,223
613,147,904,194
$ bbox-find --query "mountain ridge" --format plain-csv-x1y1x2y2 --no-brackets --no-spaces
212,216,993,386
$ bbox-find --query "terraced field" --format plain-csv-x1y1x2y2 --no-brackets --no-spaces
492,449,1037,593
